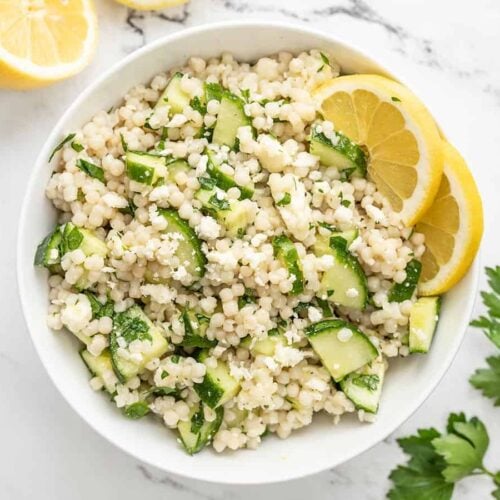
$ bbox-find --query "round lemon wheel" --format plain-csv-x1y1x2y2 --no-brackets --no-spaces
0,0,98,90
313,75,444,227
113,0,187,10
417,142,483,295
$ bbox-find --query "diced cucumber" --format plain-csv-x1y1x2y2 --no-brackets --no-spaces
59,222,108,258
177,404,223,455
166,158,190,182
180,308,216,348
206,149,254,199
155,72,191,115
195,187,251,237
80,349,118,394
126,150,166,185
240,329,286,356
313,227,359,257
309,126,367,176
305,319,378,381
159,208,206,280
34,226,62,268
109,305,169,383
195,350,240,409
340,360,385,413
318,237,368,310
272,235,304,296
409,296,441,354
388,259,422,303
212,92,250,149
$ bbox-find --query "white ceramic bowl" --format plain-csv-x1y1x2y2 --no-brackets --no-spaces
17,21,479,485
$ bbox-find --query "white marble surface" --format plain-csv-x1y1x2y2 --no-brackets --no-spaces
1,0,500,498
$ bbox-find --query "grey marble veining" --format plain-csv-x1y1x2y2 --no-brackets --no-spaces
1,0,499,499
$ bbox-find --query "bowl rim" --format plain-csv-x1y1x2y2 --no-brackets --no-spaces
17,19,480,484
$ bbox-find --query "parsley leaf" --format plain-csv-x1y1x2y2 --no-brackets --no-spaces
320,52,330,66
209,194,229,211
391,96,402,102
76,159,105,183
119,199,137,217
277,192,291,206
241,88,251,103
351,374,379,391
123,401,150,419
470,356,500,406
49,133,76,162
432,413,489,483
388,428,453,500
471,266,500,348
204,82,224,102
238,288,256,309
85,293,114,320
190,96,207,115
71,141,84,152
190,407,205,434
199,176,216,190
113,312,151,345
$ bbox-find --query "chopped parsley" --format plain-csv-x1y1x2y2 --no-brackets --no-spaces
60,225,83,254
71,141,84,152
351,374,380,391
123,401,150,419
238,288,256,309
199,176,216,190
119,199,137,217
49,133,76,162
85,293,114,320
209,194,230,211
391,96,402,102
190,96,207,115
113,312,151,345
341,199,351,207
120,133,128,152
241,88,251,103
76,159,105,183
190,407,205,434
277,192,291,206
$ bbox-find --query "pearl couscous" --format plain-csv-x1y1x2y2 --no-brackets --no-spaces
36,49,438,454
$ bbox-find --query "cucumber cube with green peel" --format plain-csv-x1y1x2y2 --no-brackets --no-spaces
309,125,367,177
409,296,441,353
194,350,240,408
305,319,378,381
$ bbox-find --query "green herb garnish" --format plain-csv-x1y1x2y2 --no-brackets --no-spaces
76,159,105,183
277,192,291,206
49,133,76,162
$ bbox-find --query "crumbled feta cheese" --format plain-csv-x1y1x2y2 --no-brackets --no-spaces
197,216,221,240
337,328,353,342
268,173,313,241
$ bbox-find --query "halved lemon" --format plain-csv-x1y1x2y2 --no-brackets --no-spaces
313,75,443,226
113,0,188,10
0,0,98,90
417,142,483,295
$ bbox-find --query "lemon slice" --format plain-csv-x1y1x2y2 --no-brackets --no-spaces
313,75,443,226
113,0,188,10
417,142,483,295
0,0,98,89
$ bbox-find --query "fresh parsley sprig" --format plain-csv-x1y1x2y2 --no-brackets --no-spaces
389,266,500,499
470,266,500,349
469,266,500,406
388,413,499,499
